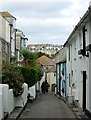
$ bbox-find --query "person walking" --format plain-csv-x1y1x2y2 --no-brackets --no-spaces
41,81,46,93
45,80,49,93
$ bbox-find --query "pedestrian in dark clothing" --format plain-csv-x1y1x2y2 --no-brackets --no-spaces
45,80,49,93
41,81,45,93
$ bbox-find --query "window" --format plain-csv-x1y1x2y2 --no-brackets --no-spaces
79,32,82,49
74,40,76,57
69,45,70,61
83,26,86,55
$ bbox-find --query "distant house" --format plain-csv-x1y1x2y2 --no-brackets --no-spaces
16,29,28,61
36,55,56,91
64,3,91,117
55,47,67,97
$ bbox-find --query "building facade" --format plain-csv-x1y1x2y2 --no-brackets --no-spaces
0,14,10,65
0,12,28,64
55,47,67,97
64,4,91,116
0,12,16,62
16,29,28,61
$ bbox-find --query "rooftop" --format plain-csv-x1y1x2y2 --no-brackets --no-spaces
0,11,16,20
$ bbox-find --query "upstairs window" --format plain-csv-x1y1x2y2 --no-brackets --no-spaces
69,45,70,61
79,32,82,49
74,40,76,58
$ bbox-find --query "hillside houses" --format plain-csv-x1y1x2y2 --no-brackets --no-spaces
28,44,63,56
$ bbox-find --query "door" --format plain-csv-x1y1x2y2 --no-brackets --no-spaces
83,71,86,111
56,64,60,94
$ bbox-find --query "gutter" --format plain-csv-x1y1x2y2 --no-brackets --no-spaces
15,29,17,56
9,24,13,63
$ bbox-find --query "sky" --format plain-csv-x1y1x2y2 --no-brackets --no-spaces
0,0,90,45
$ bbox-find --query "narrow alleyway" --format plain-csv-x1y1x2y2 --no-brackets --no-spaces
19,92,76,119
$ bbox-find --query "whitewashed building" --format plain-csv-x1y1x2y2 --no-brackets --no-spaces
0,13,10,64
0,14,11,84
0,12,16,62
64,4,91,117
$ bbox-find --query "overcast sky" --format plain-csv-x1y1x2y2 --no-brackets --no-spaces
0,0,90,45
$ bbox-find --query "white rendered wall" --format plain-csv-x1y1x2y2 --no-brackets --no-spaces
0,83,28,119
40,72,45,92
15,83,28,107
8,89,15,113
0,85,4,120
66,23,89,108
87,21,91,112
29,85,36,99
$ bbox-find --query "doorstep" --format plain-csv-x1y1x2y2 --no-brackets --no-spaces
57,95,88,119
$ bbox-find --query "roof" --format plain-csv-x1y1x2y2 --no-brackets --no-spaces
36,55,55,65
0,11,16,20
48,66,55,72
64,6,91,47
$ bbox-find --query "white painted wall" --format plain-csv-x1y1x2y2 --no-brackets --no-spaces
36,81,40,91
0,85,4,120
66,17,91,112
29,85,36,99
8,89,15,113
87,21,91,113
15,83,28,107
66,23,90,108
40,72,45,92
0,83,28,120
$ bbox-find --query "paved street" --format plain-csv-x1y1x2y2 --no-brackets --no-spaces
19,92,76,119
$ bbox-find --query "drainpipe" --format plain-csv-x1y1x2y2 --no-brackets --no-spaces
15,29,17,56
59,63,61,96
9,24,13,63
